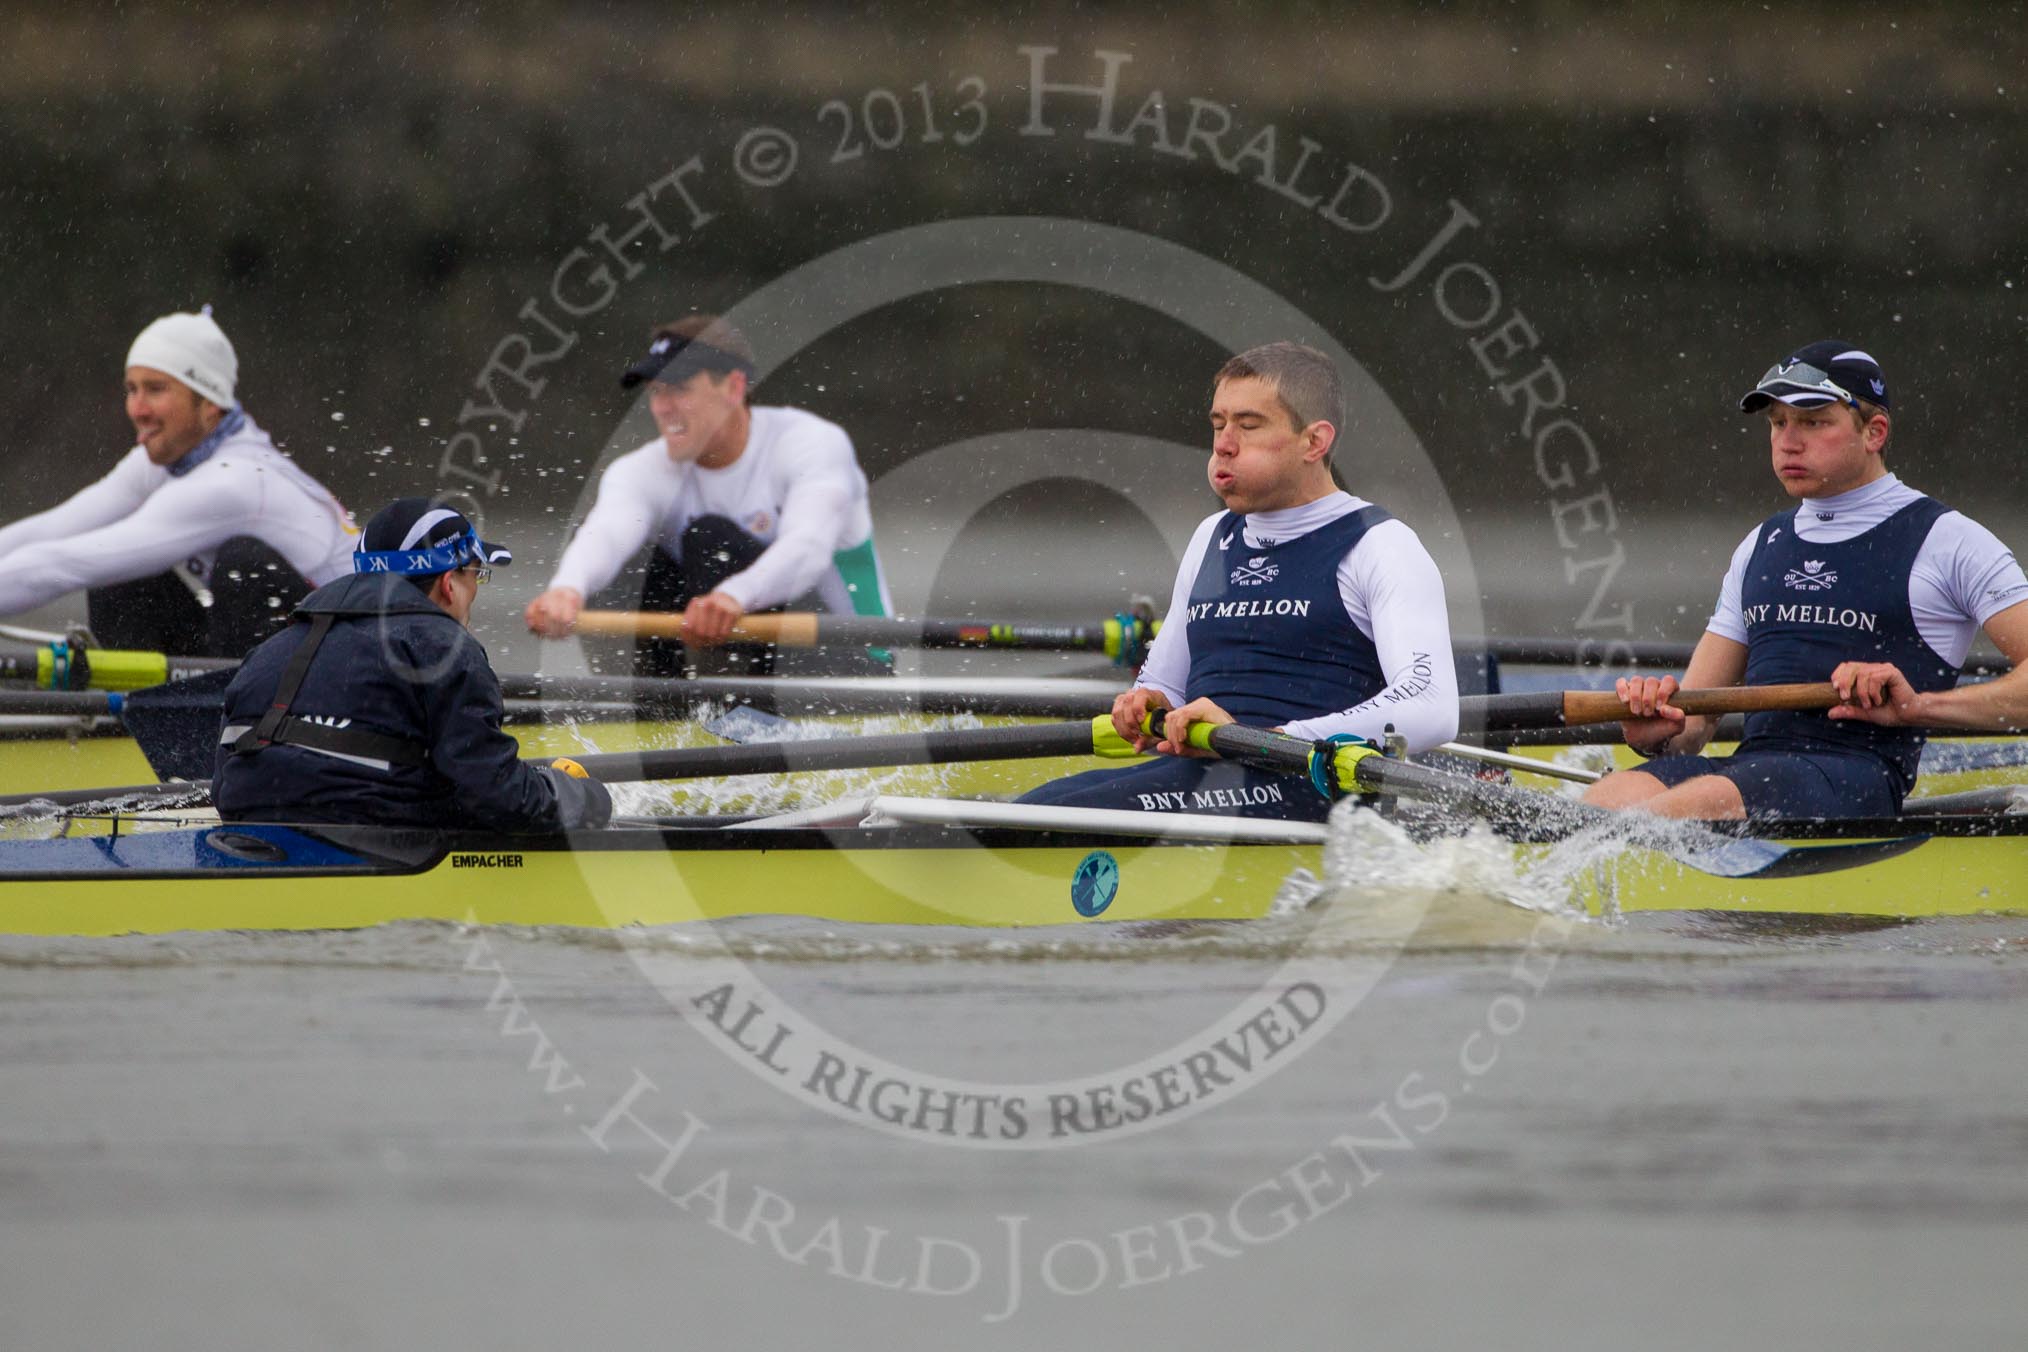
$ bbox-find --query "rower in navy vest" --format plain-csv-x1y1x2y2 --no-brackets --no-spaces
213,498,612,832
1586,341,2028,819
1019,342,1460,822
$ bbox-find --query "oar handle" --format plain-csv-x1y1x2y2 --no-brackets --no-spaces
1559,681,1839,725
568,610,1154,661
1463,681,1847,732
571,610,824,646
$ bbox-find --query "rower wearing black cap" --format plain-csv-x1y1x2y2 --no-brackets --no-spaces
213,497,612,832
1586,341,2028,820
524,314,892,677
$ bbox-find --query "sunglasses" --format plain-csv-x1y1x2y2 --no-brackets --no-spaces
459,564,492,585
1754,361,1857,408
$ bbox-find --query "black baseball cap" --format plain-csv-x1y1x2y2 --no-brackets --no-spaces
1740,340,1890,413
618,328,758,389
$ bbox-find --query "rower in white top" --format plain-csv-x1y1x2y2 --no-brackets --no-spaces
523,314,893,677
1019,341,1461,822
0,308,357,656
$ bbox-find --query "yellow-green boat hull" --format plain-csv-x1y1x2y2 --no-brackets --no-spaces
0,823,1313,936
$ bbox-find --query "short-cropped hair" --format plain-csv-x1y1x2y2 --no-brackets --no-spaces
1213,342,1342,433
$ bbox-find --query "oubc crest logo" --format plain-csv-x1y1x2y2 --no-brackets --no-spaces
1783,559,1838,592
1230,555,1279,586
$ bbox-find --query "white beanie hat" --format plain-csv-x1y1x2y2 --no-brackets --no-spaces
126,306,238,408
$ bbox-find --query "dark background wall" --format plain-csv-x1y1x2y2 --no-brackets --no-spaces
3,1,2024,639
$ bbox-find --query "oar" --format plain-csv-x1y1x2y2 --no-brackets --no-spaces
0,688,126,717
1479,637,1697,668
489,671,1124,717
548,717,1146,782
0,710,1910,882
1153,719,1813,880
570,609,1160,665
1434,741,1601,785
1463,682,1838,733
0,636,236,691
0,781,213,813
0,714,1150,812
1479,636,2013,680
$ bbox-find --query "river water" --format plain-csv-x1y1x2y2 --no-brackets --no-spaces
4,495,2024,1346
4,815,2025,1350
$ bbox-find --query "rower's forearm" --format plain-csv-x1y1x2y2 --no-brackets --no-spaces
1913,678,2028,732
1680,714,1721,751
1639,715,1718,757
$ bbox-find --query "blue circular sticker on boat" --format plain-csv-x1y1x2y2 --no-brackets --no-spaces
1071,850,1121,917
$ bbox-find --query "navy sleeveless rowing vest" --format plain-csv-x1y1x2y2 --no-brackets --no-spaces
1182,506,1392,725
1739,496,1959,794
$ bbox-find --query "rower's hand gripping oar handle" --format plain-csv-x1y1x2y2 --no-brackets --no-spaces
1466,681,1844,732
1557,681,1839,724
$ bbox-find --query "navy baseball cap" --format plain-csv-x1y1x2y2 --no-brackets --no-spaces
353,498,512,578
1740,341,1890,413
618,325,758,389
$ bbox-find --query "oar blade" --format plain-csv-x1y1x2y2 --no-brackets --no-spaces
1678,833,1930,881
120,669,238,781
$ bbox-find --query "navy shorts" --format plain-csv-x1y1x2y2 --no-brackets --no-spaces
1632,747,1901,819
1016,757,1331,823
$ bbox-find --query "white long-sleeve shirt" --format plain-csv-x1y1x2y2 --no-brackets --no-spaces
548,405,890,615
1136,492,1460,751
1709,473,2028,664
0,415,356,615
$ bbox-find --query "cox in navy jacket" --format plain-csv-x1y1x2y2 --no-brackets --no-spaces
212,572,611,831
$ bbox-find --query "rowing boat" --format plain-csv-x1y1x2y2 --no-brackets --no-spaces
3,785,2022,936
0,803,1325,935
3,667,2022,933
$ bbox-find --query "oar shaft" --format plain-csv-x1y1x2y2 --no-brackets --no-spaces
570,610,1145,657
1,718,1127,805
0,689,122,717
1347,753,1594,829
0,780,210,810
564,718,1119,783
0,637,237,692
1436,741,1602,784
1161,718,1609,830
495,672,1125,718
